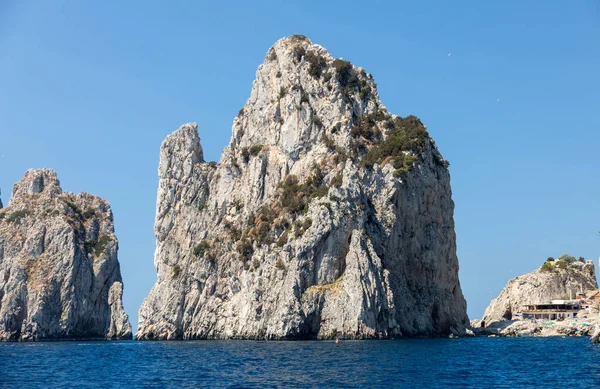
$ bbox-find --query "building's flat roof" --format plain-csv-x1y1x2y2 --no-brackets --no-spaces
550,300,581,304
521,309,579,314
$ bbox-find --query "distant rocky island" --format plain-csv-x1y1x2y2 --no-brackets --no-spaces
136,35,468,340
472,255,599,338
0,169,131,341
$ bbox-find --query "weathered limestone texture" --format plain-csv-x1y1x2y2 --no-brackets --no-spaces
0,169,131,340
137,35,468,340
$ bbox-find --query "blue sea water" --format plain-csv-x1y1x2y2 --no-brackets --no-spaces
1,337,600,388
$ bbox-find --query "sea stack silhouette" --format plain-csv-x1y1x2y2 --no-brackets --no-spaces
0,169,131,340
137,35,468,340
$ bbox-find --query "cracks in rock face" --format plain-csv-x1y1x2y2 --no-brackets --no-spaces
363,197,386,265
9,287,28,341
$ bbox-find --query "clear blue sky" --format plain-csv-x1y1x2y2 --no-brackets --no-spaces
1,1,599,330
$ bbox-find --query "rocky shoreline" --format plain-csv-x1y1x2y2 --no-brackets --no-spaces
469,317,598,338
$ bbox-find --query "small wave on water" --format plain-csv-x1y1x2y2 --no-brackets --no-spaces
76,342,141,347
1,337,600,388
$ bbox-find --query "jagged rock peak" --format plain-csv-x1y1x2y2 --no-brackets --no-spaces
481,256,597,326
137,35,466,340
160,123,204,182
227,34,384,160
0,169,131,341
11,168,62,201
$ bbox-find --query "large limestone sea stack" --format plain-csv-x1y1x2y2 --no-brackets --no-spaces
0,169,131,340
137,35,468,340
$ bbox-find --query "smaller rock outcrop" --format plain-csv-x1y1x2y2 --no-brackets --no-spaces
500,318,597,337
0,169,131,340
481,256,597,326
473,317,598,337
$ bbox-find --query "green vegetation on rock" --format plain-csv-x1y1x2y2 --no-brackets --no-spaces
279,86,288,99
193,241,211,257
305,50,327,79
82,209,96,219
6,209,28,224
292,45,305,63
276,230,289,247
360,115,431,176
237,238,254,262
172,265,181,279
541,261,555,272
268,49,277,62
331,59,372,101
84,240,96,255
541,254,585,272
94,235,112,257
249,144,264,157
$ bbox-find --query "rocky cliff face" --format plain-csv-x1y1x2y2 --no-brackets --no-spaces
481,258,597,326
0,169,131,340
137,35,468,340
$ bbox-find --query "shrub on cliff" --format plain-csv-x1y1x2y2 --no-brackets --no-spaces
95,235,112,257
332,59,359,99
350,114,382,142
6,209,27,224
556,260,568,269
172,265,181,279
84,240,96,255
332,59,356,88
559,254,576,264
305,51,327,79
360,115,429,176
289,34,309,43
241,147,250,163
268,49,277,62
237,238,254,262
249,144,263,157
276,168,328,217
541,261,555,272
276,230,289,247
193,241,211,257
311,115,322,128
82,209,96,219
279,86,288,99
292,45,306,63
